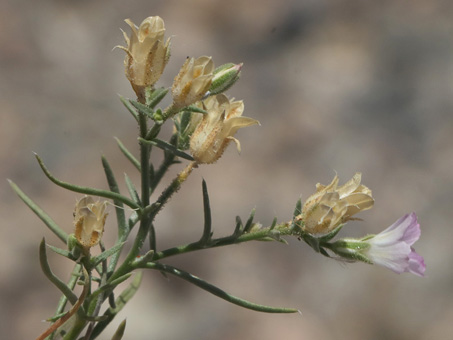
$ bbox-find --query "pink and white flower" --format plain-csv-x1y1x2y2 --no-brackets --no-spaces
364,213,425,276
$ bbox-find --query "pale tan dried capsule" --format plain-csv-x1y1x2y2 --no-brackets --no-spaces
189,94,259,164
117,16,170,102
73,196,108,249
300,173,374,234
172,56,214,109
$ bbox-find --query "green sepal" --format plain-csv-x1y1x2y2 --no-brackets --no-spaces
327,238,372,263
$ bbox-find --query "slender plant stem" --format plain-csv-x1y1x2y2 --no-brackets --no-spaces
153,223,293,261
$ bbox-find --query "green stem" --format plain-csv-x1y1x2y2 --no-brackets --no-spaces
108,162,197,283
154,223,292,261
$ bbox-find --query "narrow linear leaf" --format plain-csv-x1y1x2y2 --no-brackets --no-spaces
293,198,302,217
101,156,127,237
36,267,89,340
147,87,169,109
139,137,194,161
114,138,141,171
111,319,127,340
199,179,212,245
130,99,154,119
146,262,298,314
86,273,132,307
90,242,126,268
270,217,277,230
39,239,78,305
119,95,139,122
8,180,68,243
243,208,256,233
233,216,243,237
124,173,141,205
90,271,143,339
183,105,208,114
52,264,81,320
35,154,140,210
48,244,76,261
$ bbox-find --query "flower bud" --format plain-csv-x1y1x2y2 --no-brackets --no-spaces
172,56,214,109
189,94,259,164
209,63,242,96
300,173,374,235
117,16,171,102
73,196,108,249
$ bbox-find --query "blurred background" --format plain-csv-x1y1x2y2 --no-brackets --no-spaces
1,0,453,339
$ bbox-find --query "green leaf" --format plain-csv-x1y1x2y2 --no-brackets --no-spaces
243,208,256,233
147,87,169,109
124,173,141,205
86,272,132,307
199,179,212,245
183,105,208,114
90,242,126,268
48,244,76,261
145,262,299,313
35,154,141,210
90,271,143,339
119,95,139,122
111,319,127,340
8,180,69,244
39,239,78,305
130,99,154,119
293,198,302,217
270,217,277,230
114,138,140,171
138,137,194,161
101,156,127,238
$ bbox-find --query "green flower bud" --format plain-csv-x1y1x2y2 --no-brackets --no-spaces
209,63,242,96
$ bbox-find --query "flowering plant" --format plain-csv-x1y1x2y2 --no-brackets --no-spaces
9,16,425,340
